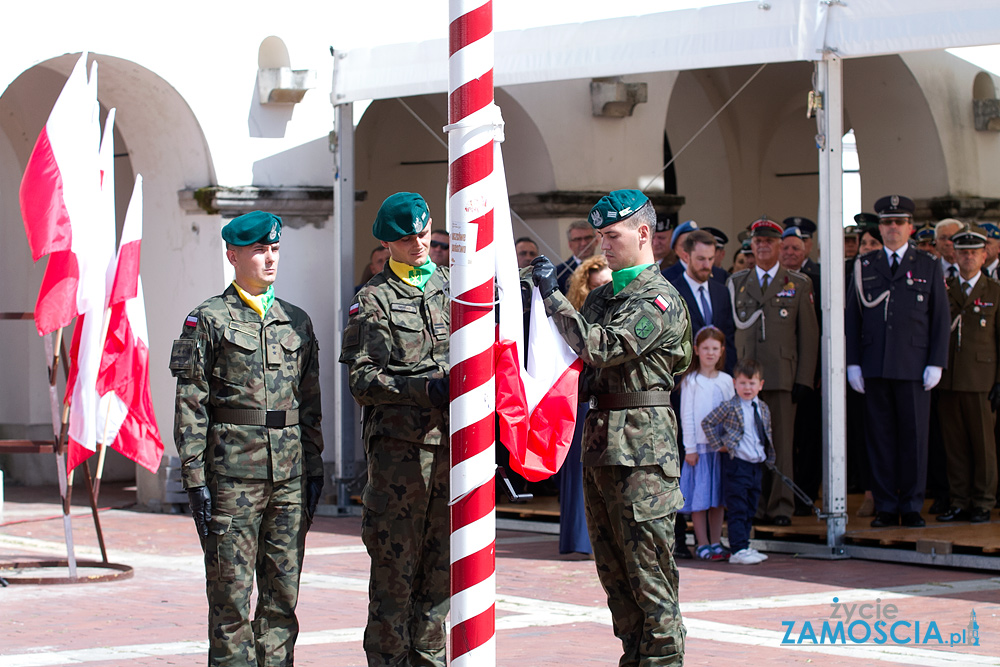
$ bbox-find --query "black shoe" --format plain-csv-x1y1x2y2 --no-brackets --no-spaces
928,498,951,515
970,508,991,523
901,512,926,527
871,512,899,528
936,507,971,522
673,544,693,560
771,515,792,526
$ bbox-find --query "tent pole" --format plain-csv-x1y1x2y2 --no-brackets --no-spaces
331,89,358,511
816,55,848,552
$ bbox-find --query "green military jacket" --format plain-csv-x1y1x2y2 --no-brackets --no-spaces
340,264,450,446
170,284,323,488
728,266,819,392
939,275,1000,392
543,265,692,475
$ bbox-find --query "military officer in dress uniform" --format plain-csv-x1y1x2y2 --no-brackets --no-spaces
846,195,950,528
171,210,324,667
531,189,691,666
935,229,1000,523
340,192,452,667
728,217,819,525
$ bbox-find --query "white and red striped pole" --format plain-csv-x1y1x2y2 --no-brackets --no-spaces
446,0,497,665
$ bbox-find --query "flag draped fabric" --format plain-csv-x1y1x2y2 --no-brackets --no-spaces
65,103,117,472
93,176,163,473
494,141,583,482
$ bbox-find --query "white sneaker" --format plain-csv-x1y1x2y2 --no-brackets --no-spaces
747,547,768,561
729,548,764,564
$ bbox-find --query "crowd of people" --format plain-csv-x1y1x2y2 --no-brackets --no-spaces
170,189,999,667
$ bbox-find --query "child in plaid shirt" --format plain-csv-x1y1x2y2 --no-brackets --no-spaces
701,359,775,565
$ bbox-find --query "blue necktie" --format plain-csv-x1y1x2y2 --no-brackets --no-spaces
699,285,713,325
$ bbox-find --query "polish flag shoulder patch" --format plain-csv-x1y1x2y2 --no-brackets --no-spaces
349,302,360,317
185,315,198,327
654,295,669,312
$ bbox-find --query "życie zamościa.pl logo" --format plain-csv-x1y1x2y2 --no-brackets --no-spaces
780,598,981,647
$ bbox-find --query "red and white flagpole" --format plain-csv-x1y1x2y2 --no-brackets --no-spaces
446,0,497,664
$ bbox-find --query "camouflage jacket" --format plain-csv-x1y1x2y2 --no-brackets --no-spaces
340,264,450,445
543,265,692,475
170,284,323,488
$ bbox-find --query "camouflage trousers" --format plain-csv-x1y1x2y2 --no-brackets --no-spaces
204,474,306,667
361,436,450,667
583,465,686,667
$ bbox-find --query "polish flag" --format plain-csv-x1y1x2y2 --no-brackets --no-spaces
92,176,163,473
493,144,582,481
19,53,103,336
65,104,118,472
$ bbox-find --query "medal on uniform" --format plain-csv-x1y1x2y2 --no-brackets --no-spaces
779,308,788,318
982,318,987,327
917,294,924,302
974,305,981,313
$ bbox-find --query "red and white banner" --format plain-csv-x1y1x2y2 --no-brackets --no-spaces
93,176,163,474
65,104,117,471
19,53,104,336
494,143,582,482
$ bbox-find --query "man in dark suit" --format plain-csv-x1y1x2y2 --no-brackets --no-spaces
936,229,1000,523
846,195,951,528
728,217,819,525
555,220,597,293
663,220,729,285
669,229,737,374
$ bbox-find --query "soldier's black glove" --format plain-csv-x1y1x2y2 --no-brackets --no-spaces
530,256,559,298
305,476,324,520
990,383,1000,412
791,383,811,404
428,376,450,408
187,486,212,541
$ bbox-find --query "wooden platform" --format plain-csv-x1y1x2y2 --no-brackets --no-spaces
498,492,1000,557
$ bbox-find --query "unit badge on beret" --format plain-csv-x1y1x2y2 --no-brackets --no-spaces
268,222,278,241
619,207,632,216
590,210,603,226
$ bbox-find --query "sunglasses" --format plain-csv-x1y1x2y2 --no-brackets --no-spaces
878,217,911,226
430,241,449,250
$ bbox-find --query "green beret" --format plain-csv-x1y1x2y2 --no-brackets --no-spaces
588,189,649,229
373,192,431,242
222,211,282,246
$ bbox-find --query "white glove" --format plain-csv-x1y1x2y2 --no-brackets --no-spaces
923,365,943,391
847,365,865,394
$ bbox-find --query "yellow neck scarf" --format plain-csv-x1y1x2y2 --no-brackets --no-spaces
233,282,275,319
389,258,437,291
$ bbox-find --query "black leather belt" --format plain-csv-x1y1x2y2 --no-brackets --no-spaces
212,408,299,428
589,392,672,410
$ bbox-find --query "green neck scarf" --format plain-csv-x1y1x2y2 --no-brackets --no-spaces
390,258,437,291
233,282,275,319
611,263,654,295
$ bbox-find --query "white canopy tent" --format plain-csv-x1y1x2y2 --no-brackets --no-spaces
329,0,1000,563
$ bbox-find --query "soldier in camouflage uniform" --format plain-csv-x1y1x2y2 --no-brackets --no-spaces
340,192,451,667
170,211,324,667
531,189,692,666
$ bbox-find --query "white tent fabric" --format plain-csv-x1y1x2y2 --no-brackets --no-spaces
333,0,1000,104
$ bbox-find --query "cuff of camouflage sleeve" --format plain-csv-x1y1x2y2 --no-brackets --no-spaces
403,376,434,408
182,465,206,489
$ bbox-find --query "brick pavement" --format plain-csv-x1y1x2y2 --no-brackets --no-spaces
1,486,998,666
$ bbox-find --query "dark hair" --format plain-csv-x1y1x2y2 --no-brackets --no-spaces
732,358,763,381
684,326,727,378
683,229,717,254
515,237,537,247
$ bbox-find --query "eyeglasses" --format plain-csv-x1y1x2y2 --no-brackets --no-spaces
430,241,448,250
878,218,911,226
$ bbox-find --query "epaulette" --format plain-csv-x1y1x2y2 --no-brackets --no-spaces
785,268,808,280
730,268,752,281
